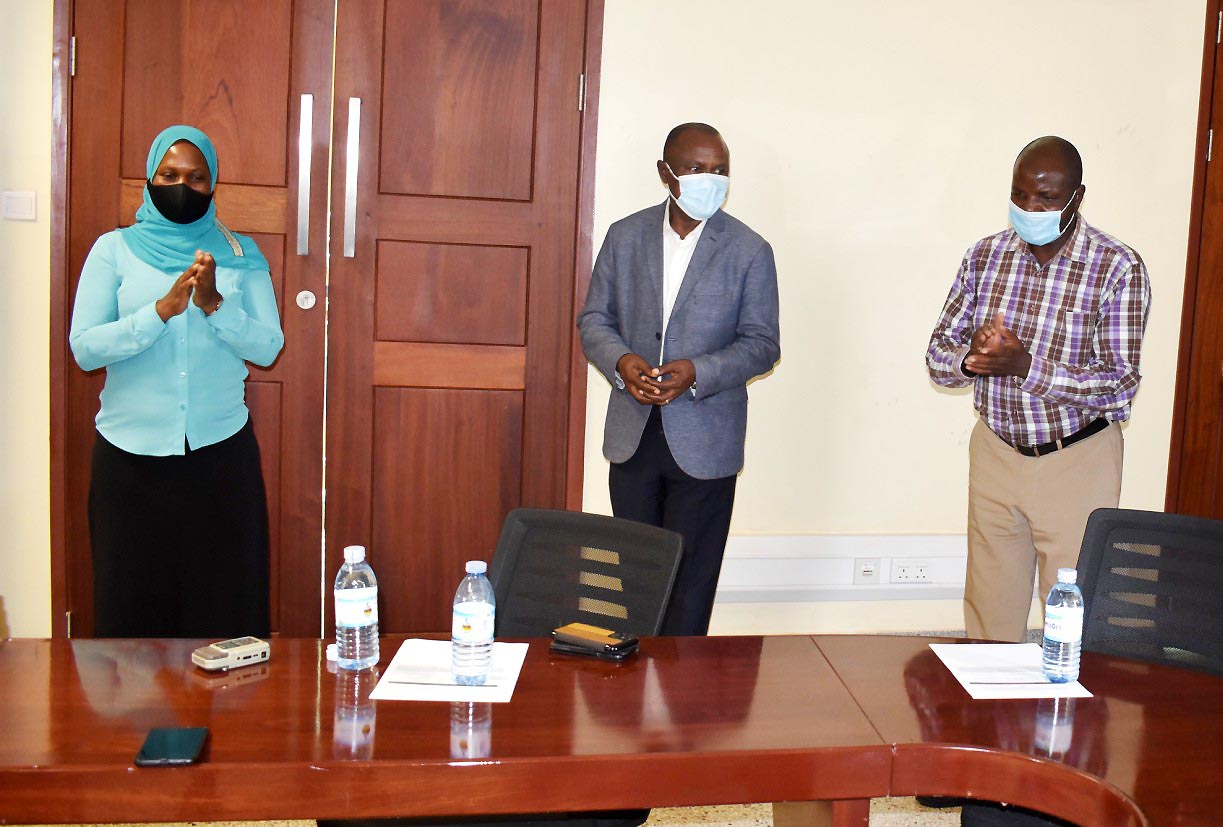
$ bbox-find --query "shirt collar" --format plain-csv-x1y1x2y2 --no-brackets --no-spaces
663,199,706,243
1005,215,1089,265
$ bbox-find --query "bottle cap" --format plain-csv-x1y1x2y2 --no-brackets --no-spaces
466,560,487,574
326,642,338,661
344,545,366,564
1057,567,1077,584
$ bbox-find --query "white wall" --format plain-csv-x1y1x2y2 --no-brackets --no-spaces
0,1,1207,636
0,0,53,637
584,2,1203,542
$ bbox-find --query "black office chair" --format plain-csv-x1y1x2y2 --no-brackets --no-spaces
1075,507,1223,674
489,507,684,638
962,507,1223,826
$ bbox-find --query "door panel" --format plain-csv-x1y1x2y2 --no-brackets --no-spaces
328,0,587,632
371,388,524,633
245,232,287,320
380,0,538,199
245,381,284,624
119,182,289,234
119,0,293,186
372,342,527,389
374,240,529,345
66,0,332,637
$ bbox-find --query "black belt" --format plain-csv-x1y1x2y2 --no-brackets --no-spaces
1015,417,1109,457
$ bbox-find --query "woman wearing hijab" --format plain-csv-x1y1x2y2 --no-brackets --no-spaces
70,125,284,638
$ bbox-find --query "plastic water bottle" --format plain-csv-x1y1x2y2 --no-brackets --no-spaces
1042,567,1084,683
334,545,379,670
333,666,378,759
451,560,495,685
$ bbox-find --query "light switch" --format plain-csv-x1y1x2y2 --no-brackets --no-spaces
1,191,37,221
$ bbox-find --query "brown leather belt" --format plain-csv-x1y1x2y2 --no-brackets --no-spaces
1015,417,1109,457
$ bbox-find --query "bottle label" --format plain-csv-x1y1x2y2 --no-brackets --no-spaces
452,602,494,643
335,586,378,627
1044,605,1083,643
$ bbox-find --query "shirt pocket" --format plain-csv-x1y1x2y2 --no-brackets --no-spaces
1052,308,1095,366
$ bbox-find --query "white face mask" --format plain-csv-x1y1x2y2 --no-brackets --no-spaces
664,162,729,221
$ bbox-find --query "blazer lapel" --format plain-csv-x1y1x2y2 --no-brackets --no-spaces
642,201,666,322
668,208,724,324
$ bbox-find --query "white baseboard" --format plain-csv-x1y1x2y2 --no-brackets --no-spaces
714,534,968,602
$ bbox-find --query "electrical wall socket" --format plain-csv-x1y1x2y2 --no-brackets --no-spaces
892,559,930,583
853,557,881,585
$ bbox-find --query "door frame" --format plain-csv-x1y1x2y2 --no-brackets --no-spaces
50,0,73,638
1167,0,1222,512
566,1,604,510
47,0,605,638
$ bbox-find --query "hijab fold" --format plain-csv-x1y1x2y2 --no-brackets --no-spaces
119,125,269,272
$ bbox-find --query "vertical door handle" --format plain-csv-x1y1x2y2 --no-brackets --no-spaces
296,93,314,256
343,97,362,258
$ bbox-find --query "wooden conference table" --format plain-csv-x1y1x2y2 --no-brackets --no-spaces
0,634,1220,826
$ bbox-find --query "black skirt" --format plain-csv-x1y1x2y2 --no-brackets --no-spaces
89,419,270,638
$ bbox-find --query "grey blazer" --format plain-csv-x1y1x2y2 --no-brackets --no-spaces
578,202,781,480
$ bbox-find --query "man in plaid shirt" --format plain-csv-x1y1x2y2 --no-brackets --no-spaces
927,136,1151,642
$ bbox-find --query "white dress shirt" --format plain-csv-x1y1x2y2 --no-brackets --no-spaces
660,200,706,362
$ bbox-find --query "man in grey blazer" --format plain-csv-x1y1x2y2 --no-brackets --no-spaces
578,123,781,635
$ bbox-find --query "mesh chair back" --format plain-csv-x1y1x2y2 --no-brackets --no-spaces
1076,507,1223,676
488,508,683,637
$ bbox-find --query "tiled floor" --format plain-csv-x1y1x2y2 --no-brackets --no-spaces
647,799,959,827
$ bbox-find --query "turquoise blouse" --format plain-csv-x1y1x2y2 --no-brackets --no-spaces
69,231,284,456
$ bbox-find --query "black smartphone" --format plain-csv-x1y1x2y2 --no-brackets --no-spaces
550,622,640,660
134,727,209,767
550,637,639,661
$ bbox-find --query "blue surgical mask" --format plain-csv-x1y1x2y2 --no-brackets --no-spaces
1008,192,1077,246
665,163,729,221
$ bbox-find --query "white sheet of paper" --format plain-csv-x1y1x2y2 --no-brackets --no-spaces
369,638,529,703
929,643,1093,700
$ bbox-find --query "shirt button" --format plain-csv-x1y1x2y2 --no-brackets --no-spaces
179,404,186,411
179,372,186,379
179,338,186,344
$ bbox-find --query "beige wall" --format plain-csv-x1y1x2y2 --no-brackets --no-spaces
584,1,1204,535
0,0,53,637
0,2,1207,635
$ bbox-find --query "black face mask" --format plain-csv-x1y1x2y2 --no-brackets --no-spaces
147,182,213,224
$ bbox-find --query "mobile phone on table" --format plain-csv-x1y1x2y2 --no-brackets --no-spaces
134,727,209,767
550,622,639,660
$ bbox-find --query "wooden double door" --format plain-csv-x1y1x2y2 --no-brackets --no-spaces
61,0,597,636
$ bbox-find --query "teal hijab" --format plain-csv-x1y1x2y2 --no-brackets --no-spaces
119,125,269,272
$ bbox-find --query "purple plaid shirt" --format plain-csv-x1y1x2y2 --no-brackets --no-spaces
926,218,1151,447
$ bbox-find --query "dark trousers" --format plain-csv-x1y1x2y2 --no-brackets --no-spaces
609,407,737,635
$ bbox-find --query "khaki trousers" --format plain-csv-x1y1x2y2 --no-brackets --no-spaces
965,418,1123,642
